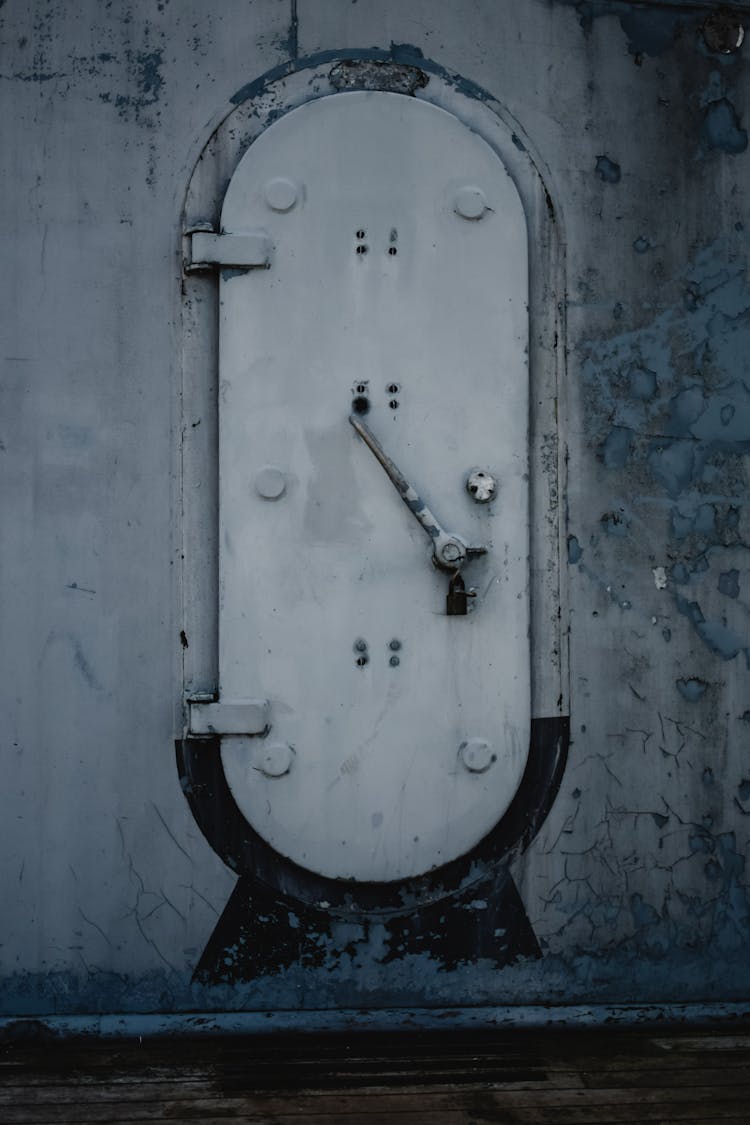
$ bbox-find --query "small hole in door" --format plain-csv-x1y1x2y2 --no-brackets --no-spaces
356,244,368,255
352,396,370,414
356,229,366,240
388,247,397,256
389,399,399,410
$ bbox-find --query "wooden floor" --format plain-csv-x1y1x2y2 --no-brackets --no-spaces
1,1025,750,1123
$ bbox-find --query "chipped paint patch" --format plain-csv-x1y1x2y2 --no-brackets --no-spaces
567,535,584,564
676,677,708,702
702,98,748,155
619,9,683,59
329,59,428,94
652,566,668,590
595,154,621,183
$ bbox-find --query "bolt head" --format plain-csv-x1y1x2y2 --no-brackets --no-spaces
466,470,497,503
255,465,286,499
258,742,294,777
454,186,487,220
459,739,495,774
441,541,464,564
264,177,299,212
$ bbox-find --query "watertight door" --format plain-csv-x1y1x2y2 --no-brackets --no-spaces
217,91,529,883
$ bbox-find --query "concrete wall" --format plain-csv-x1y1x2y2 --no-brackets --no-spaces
1,0,749,1021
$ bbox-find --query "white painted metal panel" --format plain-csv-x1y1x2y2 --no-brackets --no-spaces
217,91,529,882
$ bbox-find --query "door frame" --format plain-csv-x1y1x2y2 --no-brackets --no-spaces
176,54,569,913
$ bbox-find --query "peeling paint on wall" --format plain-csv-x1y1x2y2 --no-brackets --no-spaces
2,0,750,1023
702,97,748,154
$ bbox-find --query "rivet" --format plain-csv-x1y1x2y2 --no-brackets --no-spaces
459,738,495,774
254,465,286,500
454,186,487,221
264,177,299,212
258,742,294,778
354,638,368,653
389,655,400,667
389,639,401,651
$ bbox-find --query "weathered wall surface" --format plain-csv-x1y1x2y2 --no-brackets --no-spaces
1,0,748,1019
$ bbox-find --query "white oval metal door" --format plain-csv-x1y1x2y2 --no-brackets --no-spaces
218,91,530,883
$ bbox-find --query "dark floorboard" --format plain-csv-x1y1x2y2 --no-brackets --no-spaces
2,1025,749,1123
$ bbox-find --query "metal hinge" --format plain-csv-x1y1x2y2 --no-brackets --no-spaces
184,225,272,273
187,695,270,736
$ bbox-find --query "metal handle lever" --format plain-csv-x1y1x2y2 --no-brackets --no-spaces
349,414,487,574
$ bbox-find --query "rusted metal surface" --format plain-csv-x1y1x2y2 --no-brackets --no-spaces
329,58,429,94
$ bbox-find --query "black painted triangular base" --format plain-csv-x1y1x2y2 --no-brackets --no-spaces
178,717,568,986
195,866,540,985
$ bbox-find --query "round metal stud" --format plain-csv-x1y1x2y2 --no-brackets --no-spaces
703,12,745,54
254,465,286,500
441,541,464,565
258,742,294,778
454,186,487,220
466,470,497,503
459,738,495,774
264,177,299,212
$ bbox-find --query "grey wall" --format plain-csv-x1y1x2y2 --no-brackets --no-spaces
1,0,749,1019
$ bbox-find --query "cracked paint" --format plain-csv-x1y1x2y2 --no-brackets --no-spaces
2,0,750,1025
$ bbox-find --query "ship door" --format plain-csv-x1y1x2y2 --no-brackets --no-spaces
194,91,530,886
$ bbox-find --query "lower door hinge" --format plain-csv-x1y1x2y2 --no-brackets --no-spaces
184,226,272,273
187,696,270,736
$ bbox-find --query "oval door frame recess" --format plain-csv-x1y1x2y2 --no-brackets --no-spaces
177,58,569,920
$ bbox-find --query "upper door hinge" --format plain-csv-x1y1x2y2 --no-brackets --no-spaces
184,226,272,273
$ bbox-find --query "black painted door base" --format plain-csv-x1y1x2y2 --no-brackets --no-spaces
195,865,540,984
177,716,568,984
